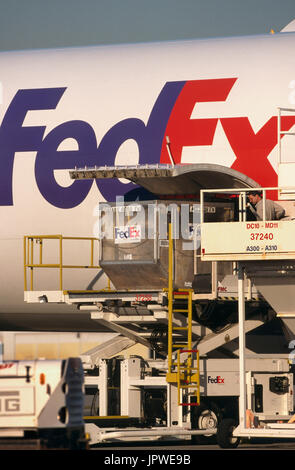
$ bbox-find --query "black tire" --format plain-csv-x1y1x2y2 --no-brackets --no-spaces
216,418,240,449
191,402,221,444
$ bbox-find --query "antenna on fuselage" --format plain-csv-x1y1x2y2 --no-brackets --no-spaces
165,136,176,167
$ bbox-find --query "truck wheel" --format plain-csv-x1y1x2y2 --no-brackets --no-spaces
216,418,240,449
192,402,220,444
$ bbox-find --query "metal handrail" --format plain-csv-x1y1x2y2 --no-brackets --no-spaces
278,107,295,165
24,235,101,291
200,186,295,223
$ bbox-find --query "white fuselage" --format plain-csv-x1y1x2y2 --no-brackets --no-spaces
1,31,295,325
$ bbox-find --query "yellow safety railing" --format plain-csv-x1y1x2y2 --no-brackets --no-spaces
168,223,174,373
24,235,102,292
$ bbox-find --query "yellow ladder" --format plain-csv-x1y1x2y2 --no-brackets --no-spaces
166,224,200,407
176,348,200,407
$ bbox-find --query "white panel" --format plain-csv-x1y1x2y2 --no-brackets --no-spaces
278,163,295,200
202,220,295,261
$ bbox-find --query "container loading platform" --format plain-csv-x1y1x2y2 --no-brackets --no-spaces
22,161,295,447
23,163,273,359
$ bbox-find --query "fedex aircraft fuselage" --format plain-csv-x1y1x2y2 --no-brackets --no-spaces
1,27,295,329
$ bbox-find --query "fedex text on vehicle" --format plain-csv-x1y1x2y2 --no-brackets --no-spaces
208,375,225,384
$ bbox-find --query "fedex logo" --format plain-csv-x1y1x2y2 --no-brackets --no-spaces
1,78,295,208
115,225,141,243
208,375,225,384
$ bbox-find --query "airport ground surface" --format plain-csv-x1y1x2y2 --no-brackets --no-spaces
92,438,295,450
1,438,295,456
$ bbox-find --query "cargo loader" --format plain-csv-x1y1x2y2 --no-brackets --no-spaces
19,157,295,447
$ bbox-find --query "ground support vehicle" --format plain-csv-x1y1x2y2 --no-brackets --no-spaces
21,145,295,447
0,357,87,449
81,350,293,446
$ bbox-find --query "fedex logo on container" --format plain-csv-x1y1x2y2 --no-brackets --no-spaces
115,226,141,243
1,78,295,208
